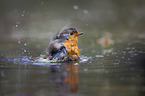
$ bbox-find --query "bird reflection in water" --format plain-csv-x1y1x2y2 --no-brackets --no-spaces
50,61,79,93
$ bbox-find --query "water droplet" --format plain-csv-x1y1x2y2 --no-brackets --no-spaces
74,63,78,65
18,41,21,44
24,49,26,52
73,5,78,10
24,43,27,46
83,9,88,14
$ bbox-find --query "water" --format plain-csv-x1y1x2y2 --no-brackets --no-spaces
0,39,145,96
0,0,145,96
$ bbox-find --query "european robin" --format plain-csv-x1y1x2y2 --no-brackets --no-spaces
47,27,83,62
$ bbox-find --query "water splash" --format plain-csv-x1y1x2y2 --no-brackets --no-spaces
24,49,26,53
79,56,92,63
5,55,92,66
24,43,27,46
16,25,18,27
18,41,21,44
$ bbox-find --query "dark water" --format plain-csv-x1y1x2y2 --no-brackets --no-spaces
1,0,145,96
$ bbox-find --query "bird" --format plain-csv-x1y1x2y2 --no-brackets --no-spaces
46,27,83,62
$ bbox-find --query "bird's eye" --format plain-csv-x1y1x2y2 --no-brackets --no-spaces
70,32,73,35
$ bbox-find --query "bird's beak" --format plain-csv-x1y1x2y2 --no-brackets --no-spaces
78,32,83,36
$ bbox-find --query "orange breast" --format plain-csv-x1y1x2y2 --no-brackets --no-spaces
63,35,79,59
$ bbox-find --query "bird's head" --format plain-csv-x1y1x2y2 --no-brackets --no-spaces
55,27,83,43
